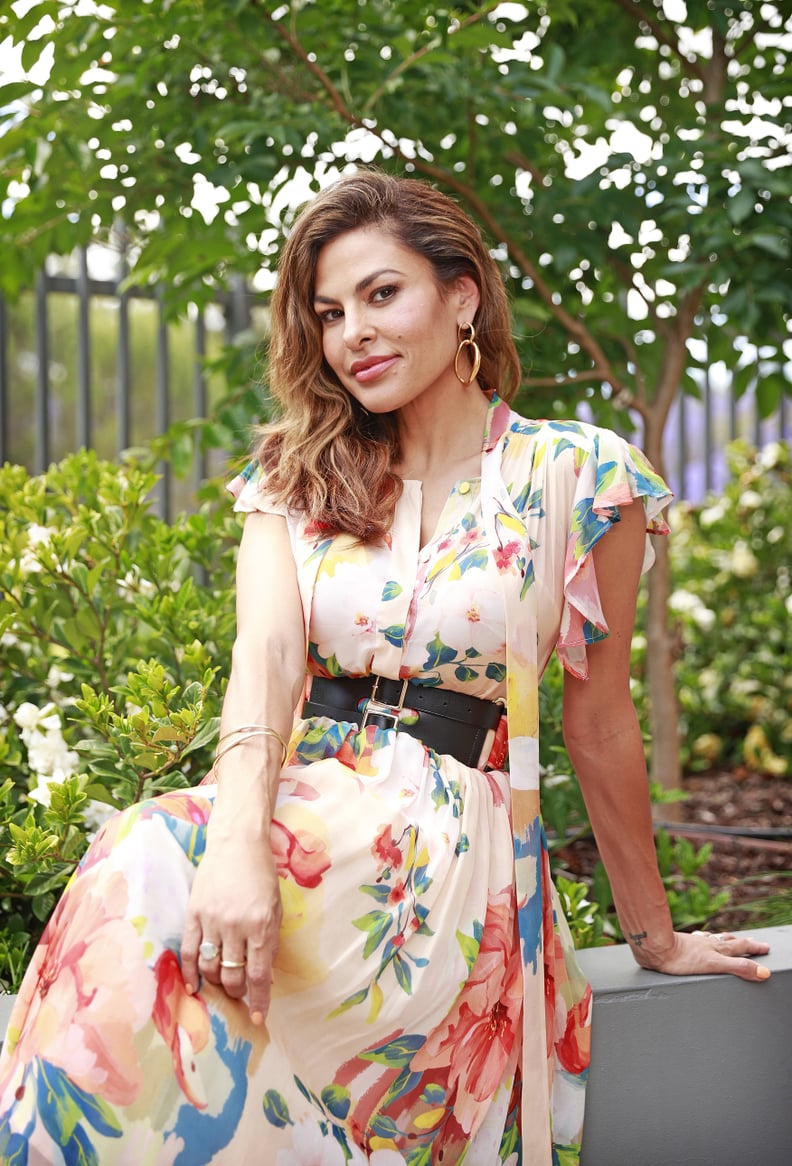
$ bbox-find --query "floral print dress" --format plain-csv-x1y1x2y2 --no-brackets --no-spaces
0,396,670,1166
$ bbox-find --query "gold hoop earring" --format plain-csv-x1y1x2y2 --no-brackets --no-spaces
454,322,481,385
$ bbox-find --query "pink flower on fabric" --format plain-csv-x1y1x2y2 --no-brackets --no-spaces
556,986,592,1077
411,887,522,1133
371,824,404,871
152,949,211,1108
492,540,521,571
271,820,331,889
10,869,155,1106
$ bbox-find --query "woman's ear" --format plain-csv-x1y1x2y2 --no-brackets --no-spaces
454,274,481,319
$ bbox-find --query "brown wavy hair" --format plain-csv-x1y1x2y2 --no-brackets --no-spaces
255,170,521,541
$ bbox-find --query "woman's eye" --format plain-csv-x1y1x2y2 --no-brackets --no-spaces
318,307,343,324
371,285,397,304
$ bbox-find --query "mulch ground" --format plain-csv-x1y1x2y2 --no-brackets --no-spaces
556,768,792,934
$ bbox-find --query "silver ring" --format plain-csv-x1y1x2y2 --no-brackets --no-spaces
219,958,246,969
199,940,220,961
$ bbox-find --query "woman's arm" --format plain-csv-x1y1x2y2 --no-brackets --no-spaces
562,500,770,981
181,511,307,1021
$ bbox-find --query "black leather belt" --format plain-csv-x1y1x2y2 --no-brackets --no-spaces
302,674,505,768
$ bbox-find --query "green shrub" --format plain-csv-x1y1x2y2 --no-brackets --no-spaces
666,440,790,775
0,451,241,989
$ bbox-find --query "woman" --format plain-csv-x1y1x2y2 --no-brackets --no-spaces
0,171,770,1166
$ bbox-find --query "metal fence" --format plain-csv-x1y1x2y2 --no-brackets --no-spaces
0,247,260,520
1,246,789,518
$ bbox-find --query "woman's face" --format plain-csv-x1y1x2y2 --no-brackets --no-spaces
313,226,479,414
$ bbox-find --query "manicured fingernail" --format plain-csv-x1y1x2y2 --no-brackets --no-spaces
251,1011,264,1026
185,983,195,995
757,966,771,981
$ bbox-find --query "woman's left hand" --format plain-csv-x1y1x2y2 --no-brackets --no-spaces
632,930,771,982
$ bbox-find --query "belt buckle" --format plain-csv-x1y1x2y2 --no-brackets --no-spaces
361,676,409,730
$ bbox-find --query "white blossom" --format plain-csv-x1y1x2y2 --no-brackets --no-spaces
699,501,728,527
668,589,701,613
692,606,716,631
118,569,157,599
738,489,762,510
13,701,61,735
759,441,784,470
47,664,76,690
730,540,759,579
82,800,115,834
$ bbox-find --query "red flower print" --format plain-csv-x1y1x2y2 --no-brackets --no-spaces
271,820,331,889
152,949,211,1107
388,881,408,906
371,824,404,871
412,887,522,1133
556,986,592,1076
493,540,521,571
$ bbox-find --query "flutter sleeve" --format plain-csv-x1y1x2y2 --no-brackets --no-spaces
555,425,672,679
227,460,289,517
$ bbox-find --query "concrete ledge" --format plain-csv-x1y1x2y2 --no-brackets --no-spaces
577,924,792,1166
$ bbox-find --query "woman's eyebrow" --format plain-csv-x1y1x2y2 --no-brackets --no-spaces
314,268,404,304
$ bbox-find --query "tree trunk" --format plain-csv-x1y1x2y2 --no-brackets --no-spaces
642,415,682,821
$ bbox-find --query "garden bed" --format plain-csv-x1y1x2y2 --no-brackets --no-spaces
559,769,792,935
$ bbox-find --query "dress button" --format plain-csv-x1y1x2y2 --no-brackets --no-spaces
458,481,471,495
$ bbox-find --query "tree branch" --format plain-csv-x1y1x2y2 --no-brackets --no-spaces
364,3,504,112
611,0,707,85
650,277,708,432
266,13,367,130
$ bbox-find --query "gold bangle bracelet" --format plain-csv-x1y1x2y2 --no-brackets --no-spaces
216,724,285,749
212,727,288,778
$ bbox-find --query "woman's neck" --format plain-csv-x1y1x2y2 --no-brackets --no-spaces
394,384,490,479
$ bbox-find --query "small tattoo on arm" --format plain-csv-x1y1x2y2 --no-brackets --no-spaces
629,931,648,947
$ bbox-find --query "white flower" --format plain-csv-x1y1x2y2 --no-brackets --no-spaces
17,524,59,574
28,774,58,807
786,594,792,618
276,1119,347,1166
26,733,79,781
699,502,727,527
431,582,506,659
692,607,716,631
83,800,115,834
27,524,57,547
730,540,759,579
759,441,783,470
767,525,784,545
1,631,19,648
738,489,762,510
117,569,157,599
13,701,61,735
47,664,75,690
310,555,381,674
698,668,720,703
668,589,700,613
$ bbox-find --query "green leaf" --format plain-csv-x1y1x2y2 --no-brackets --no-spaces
262,1089,293,1129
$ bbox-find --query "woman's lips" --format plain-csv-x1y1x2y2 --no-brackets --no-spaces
350,355,399,383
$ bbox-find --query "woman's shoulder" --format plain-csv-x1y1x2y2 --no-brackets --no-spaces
497,404,671,512
499,406,623,467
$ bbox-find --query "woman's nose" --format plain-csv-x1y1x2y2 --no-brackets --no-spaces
343,308,373,349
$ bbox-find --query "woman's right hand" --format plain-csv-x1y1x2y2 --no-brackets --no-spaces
180,812,283,1026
